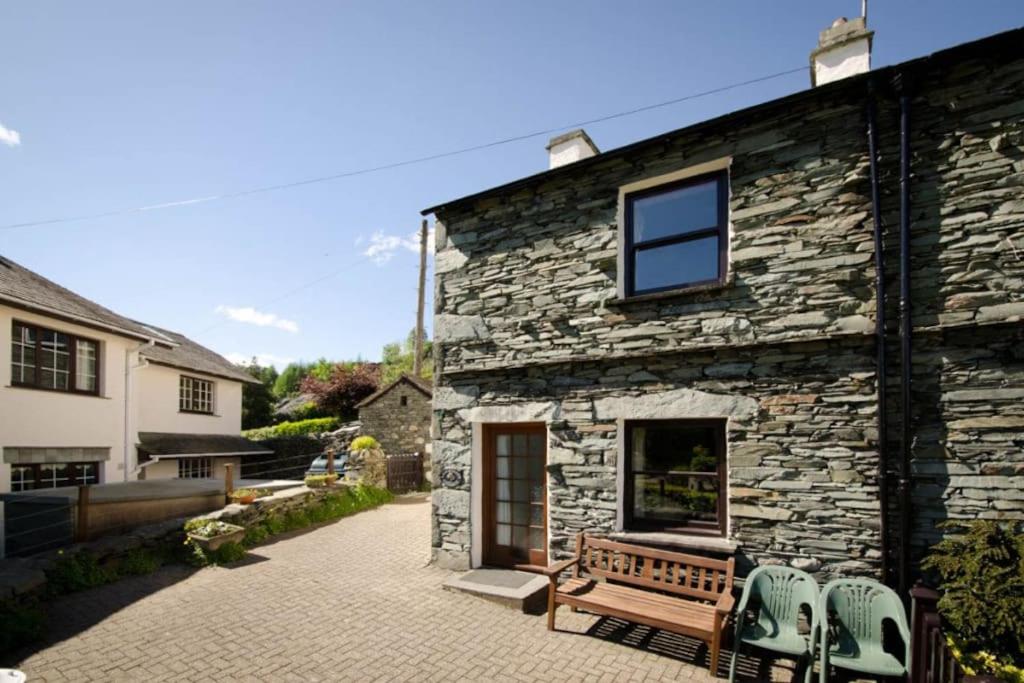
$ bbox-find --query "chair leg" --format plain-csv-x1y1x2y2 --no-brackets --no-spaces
546,586,557,631
802,653,814,683
709,630,722,678
727,641,741,683
819,648,828,683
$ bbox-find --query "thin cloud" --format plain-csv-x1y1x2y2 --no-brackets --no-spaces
0,121,21,147
215,305,299,333
225,352,295,369
363,227,435,265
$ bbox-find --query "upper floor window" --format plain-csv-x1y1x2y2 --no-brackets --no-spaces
179,375,214,414
624,170,728,296
400,395,408,407
10,321,100,395
624,419,726,536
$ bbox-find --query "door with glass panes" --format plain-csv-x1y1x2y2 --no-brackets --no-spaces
482,424,547,568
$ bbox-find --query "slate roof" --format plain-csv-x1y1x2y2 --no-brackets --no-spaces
137,325,260,384
356,374,433,408
0,255,164,342
138,432,272,457
0,254,257,385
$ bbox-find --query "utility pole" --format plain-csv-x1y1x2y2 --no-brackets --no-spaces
413,218,428,377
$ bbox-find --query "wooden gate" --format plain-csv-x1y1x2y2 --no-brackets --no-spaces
386,453,423,492
910,586,966,683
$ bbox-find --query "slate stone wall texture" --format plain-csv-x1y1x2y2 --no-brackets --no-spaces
429,37,1024,577
358,379,432,455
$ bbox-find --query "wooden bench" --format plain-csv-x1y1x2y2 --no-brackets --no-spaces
543,533,736,676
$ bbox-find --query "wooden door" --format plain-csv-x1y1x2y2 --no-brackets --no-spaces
482,423,547,568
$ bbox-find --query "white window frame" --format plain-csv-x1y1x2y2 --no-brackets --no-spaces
179,375,215,414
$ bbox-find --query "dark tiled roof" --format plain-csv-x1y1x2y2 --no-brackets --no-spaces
0,255,163,341
356,374,433,408
138,432,272,457
138,325,260,384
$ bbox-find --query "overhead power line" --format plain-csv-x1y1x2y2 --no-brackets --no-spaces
2,65,806,231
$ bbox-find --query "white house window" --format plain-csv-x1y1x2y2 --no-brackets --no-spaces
10,321,101,394
623,169,729,296
11,462,100,491
179,375,214,414
178,457,212,479
76,340,98,392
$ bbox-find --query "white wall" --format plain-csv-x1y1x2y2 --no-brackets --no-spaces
0,304,136,490
135,363,242,435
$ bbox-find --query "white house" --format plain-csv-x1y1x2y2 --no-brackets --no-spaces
0,255,269,494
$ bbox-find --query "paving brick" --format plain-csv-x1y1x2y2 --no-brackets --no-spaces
16,498,794,682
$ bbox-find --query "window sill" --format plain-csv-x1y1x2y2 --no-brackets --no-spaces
179,410,219,417
610,530,737,554
6,384,107,399
608,276,733,305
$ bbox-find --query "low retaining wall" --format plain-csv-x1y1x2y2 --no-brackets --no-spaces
0,483,343,603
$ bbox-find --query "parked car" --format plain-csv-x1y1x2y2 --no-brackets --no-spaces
305,452,351,477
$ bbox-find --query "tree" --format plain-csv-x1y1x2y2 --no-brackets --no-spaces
239,358,278,429
380,329,432,384
300,363,380,419
273,362,312,398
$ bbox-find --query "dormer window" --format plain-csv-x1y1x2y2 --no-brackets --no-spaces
622,169,729,296
179,375,214,414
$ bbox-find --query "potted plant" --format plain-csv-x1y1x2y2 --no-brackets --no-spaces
185,519,246,552
229,488,271,505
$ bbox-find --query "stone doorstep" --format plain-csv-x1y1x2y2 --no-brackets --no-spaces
442,568,549,615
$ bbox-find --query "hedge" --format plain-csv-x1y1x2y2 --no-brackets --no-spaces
241,417,341,441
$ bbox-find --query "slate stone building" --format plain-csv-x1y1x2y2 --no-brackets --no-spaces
356,374,433,455
422,24,1024,590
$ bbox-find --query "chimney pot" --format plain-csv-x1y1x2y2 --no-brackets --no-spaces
810,16,873,87
546,129,600,169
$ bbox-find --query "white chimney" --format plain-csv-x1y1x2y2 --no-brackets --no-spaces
810,16,873,87
546,129,600,169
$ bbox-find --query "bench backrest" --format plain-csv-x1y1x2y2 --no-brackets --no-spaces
574,533,734,603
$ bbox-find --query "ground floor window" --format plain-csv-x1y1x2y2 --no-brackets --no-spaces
10,462,100,492
624,419,726,535
178,457,213,479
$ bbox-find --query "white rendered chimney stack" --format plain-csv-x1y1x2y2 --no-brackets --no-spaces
810,16,873,87
546,129,600,169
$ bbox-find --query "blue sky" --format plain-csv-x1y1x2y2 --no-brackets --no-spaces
3,2,1022,369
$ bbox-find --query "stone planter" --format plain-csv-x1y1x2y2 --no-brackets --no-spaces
187,523,245,552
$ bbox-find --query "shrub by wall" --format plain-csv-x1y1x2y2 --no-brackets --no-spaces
242,417,341,441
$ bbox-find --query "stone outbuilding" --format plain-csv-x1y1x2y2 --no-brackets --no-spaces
356,375,432,455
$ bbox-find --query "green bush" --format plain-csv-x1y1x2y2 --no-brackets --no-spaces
304,473,338,488
922,520,1024,674
118,548,163,576
46,551,115,595
0,599,45,655
350,435,380,452
240,484,392,550
242,417,340,441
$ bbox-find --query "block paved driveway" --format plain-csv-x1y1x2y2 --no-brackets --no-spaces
16,497,793,682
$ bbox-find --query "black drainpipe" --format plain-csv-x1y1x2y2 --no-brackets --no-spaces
896,78,913,599
865,83,890,588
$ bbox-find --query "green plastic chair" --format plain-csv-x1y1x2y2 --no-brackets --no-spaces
728,566,819,683
817,579,910,682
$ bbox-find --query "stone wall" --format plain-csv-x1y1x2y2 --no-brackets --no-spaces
358,379,432,455
430,38,1024,578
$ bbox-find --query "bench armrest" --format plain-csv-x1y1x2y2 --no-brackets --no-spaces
715,590,736,615
541,558,577,578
